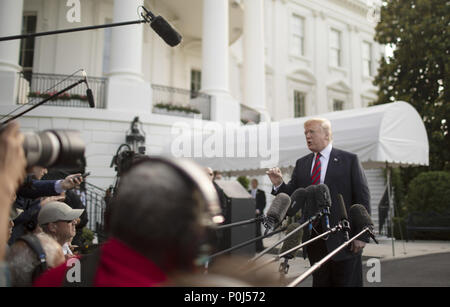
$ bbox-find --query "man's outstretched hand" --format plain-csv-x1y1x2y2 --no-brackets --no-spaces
266,167,283,187
61,174,83,190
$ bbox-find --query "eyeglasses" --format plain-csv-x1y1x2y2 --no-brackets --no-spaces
58,220,75,224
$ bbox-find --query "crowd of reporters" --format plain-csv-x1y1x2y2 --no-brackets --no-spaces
0,121,281,287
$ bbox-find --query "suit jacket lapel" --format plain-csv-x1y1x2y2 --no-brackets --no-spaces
324,148,339,186
305,153,314,185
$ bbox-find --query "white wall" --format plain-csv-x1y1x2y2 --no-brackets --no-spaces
6,105,209,190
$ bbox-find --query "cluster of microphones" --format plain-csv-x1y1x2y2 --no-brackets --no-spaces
210,184,378,287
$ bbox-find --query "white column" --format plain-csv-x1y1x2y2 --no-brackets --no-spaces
106,0,151,112
313,11,328,114
0,0,24,106
243,0,269,121
201,0,239,122
201,0,229,95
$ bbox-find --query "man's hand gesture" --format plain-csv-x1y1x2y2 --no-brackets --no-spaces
266,167,283,187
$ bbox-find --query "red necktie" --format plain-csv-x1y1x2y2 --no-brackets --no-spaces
311,153,321,185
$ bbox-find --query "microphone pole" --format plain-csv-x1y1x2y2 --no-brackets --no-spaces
250,212,323,262
216,216,265,231
1,78,85,126
0,20,147,42
247,221,349,273
208,226,287,260
287,226,378,287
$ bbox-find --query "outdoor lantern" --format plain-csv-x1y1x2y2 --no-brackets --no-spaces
126,116,146,154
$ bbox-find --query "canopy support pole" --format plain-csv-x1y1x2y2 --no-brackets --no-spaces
386,163,395,257
386,162,407,257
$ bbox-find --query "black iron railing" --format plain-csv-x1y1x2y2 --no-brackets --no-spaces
84,182,107,239
16,72,107,108
151,84,212,120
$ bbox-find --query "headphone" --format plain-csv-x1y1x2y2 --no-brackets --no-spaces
131,156,225,227
16,234,48,281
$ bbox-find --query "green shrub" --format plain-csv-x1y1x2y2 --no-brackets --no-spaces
237,176,249,190
404,171,450,214
403,171,450,240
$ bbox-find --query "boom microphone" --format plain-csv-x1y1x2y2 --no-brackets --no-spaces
349,204,378,244
337,194,350,241
287,188,307,217
141,7,182,47
81,70,95,108
302,185,318,220
264,193,291,234
315,184,331,230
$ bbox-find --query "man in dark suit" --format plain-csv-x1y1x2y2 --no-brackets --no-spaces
248,179,266,252
267,118,370,287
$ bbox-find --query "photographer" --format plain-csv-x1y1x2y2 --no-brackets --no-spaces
0,122,26,286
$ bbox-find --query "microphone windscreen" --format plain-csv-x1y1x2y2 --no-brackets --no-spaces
315,184,332,210
266,193,291,225
302,185,318,219
151,16,182,47
349,204,373,235
86,89,95,108
337,194,348,221
280,223,302,259
287,188,307,217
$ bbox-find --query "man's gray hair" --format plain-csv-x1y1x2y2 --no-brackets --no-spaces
6,233,63,287
109,161,206,270
304,118,333,141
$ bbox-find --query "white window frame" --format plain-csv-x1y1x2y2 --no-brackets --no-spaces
291,14,305,57
329,28,342,67
362,41,373,77
293,90,307,118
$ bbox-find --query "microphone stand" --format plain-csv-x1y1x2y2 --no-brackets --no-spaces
216,216,265,231
247,221,350,273
250,212,323,262
287,226,378,287
1,78,86,125
208,226,287,260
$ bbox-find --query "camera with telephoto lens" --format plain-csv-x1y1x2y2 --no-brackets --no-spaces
23,130,85,168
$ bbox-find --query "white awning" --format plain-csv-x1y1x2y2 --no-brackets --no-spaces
164,101,429,176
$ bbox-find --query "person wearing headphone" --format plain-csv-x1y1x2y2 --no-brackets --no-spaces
6,232,65,287
34,157,224,287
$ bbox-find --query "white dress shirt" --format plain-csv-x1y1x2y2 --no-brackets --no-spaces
250,189,257,199
311,143,333,185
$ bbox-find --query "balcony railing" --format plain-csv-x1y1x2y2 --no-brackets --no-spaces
16,72,107,109
151,84,212,120
84,182,107,241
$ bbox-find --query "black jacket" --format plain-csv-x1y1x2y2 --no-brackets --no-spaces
272,147,371,261
249,189,266,214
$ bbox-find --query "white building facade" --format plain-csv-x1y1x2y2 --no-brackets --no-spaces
0,0,385,230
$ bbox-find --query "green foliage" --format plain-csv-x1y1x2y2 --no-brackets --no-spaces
404,171,450,213
81,227,95,248
374,0,450,172
28,91,88,101
154,103,201,114
237,176,250,190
